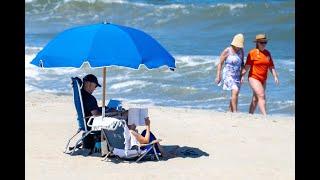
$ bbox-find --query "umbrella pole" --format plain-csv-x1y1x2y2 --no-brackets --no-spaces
102,67,106,118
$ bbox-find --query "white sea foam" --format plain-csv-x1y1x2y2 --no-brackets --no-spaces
25,46,42,53
109,80,152,90
155,96,227,104
128,98,153,103
64,0,97,3
25,54,40,80
174,55,219,67
213,3,247,10
96,0,150,7
204,66,214,71
58,0,187,9
184,86,197,90
122,98,155,107
268,104,295,112
25,84,40,92
272,100,295,105
155,13,176,25
278,59,295,66
158,4,186,10
25,53,35,64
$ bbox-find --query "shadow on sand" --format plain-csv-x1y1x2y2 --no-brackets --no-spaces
98,145,209,163
68,144,209,163
162,145,210,159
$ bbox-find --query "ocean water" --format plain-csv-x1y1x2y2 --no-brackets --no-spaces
25,0,295,116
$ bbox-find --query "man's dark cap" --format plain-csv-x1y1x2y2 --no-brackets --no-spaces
83,74,101,87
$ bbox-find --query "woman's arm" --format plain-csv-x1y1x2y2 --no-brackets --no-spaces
239,49,245,82
130,117,151,144
268,53,279,85
269,67,279,85
215,48,229,84
241,48,245,67
241,65,250,76
240,65,251,83
240,51,252,83
130,130,148,144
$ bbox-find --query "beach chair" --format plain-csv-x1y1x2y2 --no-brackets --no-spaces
63,77,94,154
100,119,162,163
64,77,123,155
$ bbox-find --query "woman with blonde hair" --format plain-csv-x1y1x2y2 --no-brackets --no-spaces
241,34,279,115
215,33,245,112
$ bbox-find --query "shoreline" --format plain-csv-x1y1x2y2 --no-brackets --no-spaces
25,91,294,119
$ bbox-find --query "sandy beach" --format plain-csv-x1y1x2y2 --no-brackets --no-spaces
25,92,294,180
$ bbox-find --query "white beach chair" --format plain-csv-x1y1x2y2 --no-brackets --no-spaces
100,119,162,163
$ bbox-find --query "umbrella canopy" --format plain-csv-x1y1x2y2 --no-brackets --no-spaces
31,22,175,69
30,22,175,117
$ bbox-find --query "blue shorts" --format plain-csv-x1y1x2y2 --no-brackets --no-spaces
140,130,161,154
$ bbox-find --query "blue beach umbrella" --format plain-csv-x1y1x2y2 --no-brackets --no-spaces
31,22,175,116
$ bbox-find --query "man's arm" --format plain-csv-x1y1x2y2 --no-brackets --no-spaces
87,95,101,116
91,109,101,116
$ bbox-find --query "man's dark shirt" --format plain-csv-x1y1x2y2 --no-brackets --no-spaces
80,88,99,148
81,88,99,122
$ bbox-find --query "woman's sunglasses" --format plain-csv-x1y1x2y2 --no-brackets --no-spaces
258,41,268,45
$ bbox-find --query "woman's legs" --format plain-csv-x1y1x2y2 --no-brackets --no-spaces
140,130,175,158
249,93,258,114
249,77,267,115
230,87,240,112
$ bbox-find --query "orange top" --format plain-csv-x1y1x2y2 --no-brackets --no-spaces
245,48,275,83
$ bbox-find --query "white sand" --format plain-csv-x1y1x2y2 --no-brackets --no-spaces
26,92,294,180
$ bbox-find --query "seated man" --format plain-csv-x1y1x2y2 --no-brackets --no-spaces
80,74,128,154
127,117,175,159
80,74,122,150
80,74,102,151
81,74,102,119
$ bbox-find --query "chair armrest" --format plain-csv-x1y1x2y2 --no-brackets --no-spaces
139,139,162,147
86,116,100,127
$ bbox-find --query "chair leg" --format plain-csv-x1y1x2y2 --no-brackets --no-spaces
135,147,153,163
64,129,81,153
152,145,160,161
71,130,92,155
101,152,111,161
